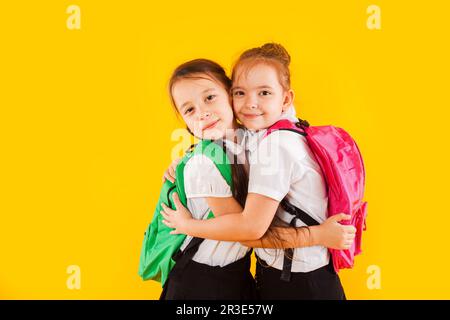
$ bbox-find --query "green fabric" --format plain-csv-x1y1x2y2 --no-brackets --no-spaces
138,140,232,286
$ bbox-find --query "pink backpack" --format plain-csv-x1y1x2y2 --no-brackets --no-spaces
264,119,367,278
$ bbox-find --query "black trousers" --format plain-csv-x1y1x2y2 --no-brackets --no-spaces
160,251,257,300
255,256,346,300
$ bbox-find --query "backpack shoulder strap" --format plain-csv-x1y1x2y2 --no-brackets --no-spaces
264,118,308,138
174,140,233,207
279,199,322,282
168,140,234,276
198,140,234,219
172,145,194,208
194,139,233,187
264,118,321,282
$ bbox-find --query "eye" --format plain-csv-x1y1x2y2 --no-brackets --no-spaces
233,90,245,97
184,107,194,115
259,90,271,96
205,94,216,103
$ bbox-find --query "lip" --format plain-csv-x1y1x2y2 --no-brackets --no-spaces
241,113,263,119
202,119,220,131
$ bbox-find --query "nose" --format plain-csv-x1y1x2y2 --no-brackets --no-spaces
199,110,211,121
245,95,258,110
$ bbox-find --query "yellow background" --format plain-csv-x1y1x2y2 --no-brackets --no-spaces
1,0,449,299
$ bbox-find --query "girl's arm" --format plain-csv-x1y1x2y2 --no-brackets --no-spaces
240,213,355,250
162,192,278,241
240,226,316,249
207,197,356,249
161,193,356,249
202,196,244,217
206,197,319,248
162,158,239,218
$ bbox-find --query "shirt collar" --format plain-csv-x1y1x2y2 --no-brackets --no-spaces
242,105,299,153
221,127,245,156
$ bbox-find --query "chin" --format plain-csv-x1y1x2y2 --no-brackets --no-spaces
244,122,265,131
203,128,225,140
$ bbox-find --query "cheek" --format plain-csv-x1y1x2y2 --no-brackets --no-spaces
264,97,283,113
183,117,196,132
232,98,242,112
214,97,233,118
220,105,235,125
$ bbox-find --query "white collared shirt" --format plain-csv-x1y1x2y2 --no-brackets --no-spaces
243,107,330,272
180,135,250,267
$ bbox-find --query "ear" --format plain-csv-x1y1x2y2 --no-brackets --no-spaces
282,89,294,112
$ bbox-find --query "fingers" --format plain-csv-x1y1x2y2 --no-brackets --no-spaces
340,213,352,221
166,158,180,183
162,171,174,183
345,235,355,242
165,172,175,183
160,209,169,220
161,204,175,227
343,228,356,240
343,225,357,234
162,219,181,234
160,206,172,223
168,165,176,182
162,219,172,228
172,192,182,209
336,228,356,249
331,213,351,222
339,241,353,250
340,236,355,249
344,241,354,248
162,159,178,183
161,203,175,214
161,202,181,234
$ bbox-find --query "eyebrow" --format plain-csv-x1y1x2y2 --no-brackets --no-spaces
231,85,274,91
256,85,274,90
180,102,192,111
202,88,216,94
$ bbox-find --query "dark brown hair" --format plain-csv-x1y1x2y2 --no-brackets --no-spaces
169,59,232,111
168,59,248,208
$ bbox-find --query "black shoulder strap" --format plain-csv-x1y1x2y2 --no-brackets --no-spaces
279,199,320,282
280,199,320,227
276,118,321,282
172,236,205,270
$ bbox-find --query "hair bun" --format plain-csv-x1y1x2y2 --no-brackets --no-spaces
260,43,291,66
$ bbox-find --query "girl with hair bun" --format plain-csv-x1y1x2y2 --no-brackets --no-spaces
162,44,354,300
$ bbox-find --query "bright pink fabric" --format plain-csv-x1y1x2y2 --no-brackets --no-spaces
265,120,368,272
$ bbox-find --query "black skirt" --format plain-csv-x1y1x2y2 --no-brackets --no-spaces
160,250,257,300
255,256,346,300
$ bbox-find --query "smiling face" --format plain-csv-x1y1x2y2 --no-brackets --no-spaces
232,63,293,131
171,75,236,140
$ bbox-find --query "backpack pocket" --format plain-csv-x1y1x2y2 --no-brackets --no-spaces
354,202,368,256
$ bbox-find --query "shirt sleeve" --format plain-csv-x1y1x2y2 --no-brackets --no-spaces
248,131,306,201
183,154,233,198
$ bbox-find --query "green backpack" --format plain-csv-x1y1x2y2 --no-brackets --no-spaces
138,140,233,286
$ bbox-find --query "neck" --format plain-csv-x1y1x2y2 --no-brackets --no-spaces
223,121,242,143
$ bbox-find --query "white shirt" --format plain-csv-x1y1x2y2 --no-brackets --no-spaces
179,138,250,267
243,107,330,272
